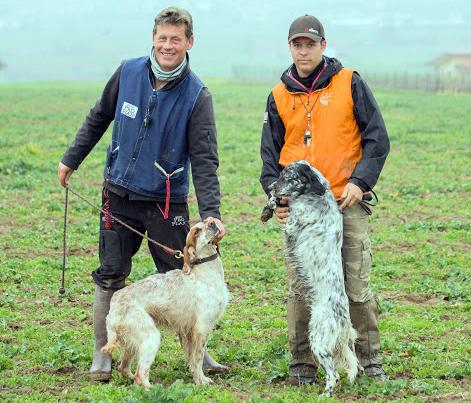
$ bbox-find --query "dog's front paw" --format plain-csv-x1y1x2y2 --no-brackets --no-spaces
195,375,213,385
182,263,192,274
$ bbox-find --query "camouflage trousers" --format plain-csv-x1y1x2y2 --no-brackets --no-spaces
287,203,381,377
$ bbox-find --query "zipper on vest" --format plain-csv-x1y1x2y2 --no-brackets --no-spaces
143,92,155,127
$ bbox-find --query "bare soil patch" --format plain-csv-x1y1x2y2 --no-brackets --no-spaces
380,291,444,306
428,391,471,401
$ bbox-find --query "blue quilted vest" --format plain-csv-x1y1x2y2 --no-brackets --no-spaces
105,56,204,199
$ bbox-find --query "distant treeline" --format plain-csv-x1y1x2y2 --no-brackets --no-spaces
232,65,471,93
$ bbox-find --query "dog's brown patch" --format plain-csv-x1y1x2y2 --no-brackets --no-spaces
183,225,201,270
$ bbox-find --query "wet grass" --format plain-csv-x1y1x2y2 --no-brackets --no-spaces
0,80,470,402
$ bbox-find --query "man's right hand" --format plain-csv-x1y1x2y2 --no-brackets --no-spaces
58,162,74,187
274,197,289,224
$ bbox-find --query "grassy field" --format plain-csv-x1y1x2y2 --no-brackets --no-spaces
0,79,470,402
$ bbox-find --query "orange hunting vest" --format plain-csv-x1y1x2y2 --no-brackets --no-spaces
273,68,362,199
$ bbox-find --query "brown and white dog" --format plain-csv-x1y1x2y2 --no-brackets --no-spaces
101,221,229,388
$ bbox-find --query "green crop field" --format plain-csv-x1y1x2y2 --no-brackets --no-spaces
0,80,470,402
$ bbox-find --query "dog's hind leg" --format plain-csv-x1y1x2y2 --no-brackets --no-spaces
179,333,191,361
340,343,359,382
342,326,360,382
309,315,340,396
118,348,134,380
312,347,339,396
134,326,161,389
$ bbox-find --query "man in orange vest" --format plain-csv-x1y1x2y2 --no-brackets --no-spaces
260,15,390,384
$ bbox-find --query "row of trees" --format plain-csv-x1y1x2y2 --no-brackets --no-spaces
231,65,471,93
363,72,471,94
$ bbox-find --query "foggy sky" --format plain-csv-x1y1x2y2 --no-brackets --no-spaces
1,0,470,82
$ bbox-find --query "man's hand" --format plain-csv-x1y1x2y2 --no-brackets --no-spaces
204,217,226,243
274,196,289,224
339,182,363,211
58,162,75,187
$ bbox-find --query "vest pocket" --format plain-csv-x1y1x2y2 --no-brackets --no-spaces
154,159,185,185
105,144,119,175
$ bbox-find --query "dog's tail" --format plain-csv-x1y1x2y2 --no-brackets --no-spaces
334,326,359,382
101,329,119,355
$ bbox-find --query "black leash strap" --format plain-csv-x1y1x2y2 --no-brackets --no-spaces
362,189,380,207
359,189,380,216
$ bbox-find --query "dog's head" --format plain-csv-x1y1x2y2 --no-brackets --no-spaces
270,160,328,200
183,221,220,272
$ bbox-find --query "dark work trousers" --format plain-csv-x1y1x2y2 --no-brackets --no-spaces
91,189,190,290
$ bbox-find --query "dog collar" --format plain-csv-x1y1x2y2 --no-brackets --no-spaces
190,253,219,266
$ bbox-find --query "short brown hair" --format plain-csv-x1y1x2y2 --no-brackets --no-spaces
153,7,193,39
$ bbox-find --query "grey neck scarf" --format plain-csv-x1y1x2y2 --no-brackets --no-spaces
150,47,187,82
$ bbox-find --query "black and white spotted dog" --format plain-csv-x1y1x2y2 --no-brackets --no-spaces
269,160,360,396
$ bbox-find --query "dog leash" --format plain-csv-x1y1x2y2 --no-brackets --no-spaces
361,189,379,207
60,185,184,294
358,189,379,215
59,187,69,294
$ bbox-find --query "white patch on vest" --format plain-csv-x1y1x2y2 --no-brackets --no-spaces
263,111,268,124
320,92,333,106
121,102,138,119
171,215,186,226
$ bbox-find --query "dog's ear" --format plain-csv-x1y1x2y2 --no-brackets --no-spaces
183,245,194,270
183,245,196,273
183,226,200,269
182,261,192,274
299,164,325,195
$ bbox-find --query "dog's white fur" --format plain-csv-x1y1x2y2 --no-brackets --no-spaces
271,160,360,396
101,221,229,388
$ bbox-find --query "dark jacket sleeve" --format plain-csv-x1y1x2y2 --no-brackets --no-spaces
61,65,121,170
350,72,390,191
188,88,221,220
260,92,286,195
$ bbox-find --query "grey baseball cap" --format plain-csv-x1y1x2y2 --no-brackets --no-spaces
288,15,325,42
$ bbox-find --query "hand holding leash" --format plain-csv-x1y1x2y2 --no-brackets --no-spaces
58,162,75,188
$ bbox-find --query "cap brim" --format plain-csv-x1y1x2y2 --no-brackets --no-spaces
289,33,323,42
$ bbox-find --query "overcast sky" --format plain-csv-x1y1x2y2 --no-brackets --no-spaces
1,0,470,82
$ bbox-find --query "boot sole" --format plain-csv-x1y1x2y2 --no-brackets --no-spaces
204,365,230,374
89,371,112,382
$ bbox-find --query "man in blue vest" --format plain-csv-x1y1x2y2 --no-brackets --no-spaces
58,7,227,381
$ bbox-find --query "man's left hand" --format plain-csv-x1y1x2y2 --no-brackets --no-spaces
204,217,226,243
339,183,363,211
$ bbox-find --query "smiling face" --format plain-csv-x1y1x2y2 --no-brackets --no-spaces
152,23,194,71
289,37,326,78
